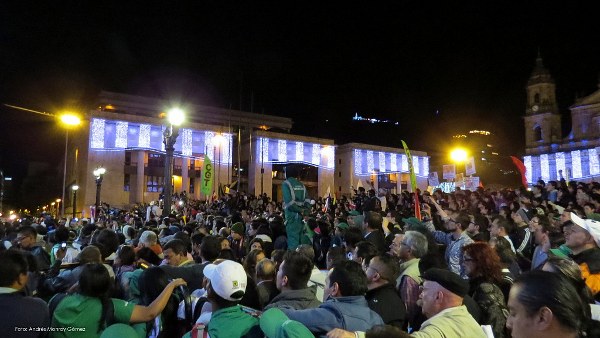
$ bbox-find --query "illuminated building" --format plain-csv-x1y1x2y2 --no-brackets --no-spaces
67,91,429,213
523,54,600,183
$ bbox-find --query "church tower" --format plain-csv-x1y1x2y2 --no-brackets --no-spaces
524,52,562,152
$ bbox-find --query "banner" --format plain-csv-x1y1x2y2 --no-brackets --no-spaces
443,164,456,180
401,140,421,220
201,155,213,197
465,156,476,176
428,172,439,186
464,176,480,191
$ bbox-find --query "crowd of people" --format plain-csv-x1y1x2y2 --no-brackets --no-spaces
2,176,600,338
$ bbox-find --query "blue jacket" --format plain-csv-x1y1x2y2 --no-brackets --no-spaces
283,295,384,337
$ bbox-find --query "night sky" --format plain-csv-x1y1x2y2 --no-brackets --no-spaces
1,2,599,207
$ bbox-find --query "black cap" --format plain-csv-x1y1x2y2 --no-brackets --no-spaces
421,268,469,298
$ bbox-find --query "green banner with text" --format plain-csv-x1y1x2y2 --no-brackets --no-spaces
201,156,213,197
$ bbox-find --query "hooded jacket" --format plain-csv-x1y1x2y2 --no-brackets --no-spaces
282,295,384,337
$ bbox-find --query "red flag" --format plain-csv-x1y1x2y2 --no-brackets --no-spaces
414,192,422,220
510,156,528,188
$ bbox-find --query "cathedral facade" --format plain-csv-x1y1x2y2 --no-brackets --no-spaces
524,54,600,184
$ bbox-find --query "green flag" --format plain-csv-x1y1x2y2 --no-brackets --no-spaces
401,140,418,191
201,155,213,197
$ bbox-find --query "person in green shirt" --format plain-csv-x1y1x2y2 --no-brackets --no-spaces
51,263,186,338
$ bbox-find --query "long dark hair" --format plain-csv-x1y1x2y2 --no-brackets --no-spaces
79,263,112,332
138,267,178,338
513,271,594,336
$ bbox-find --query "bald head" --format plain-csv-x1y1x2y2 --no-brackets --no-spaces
256,258,276,281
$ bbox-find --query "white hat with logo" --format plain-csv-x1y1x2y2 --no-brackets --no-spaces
204,260,247,301
571,212,600,247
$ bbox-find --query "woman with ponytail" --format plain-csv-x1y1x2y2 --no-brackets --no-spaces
137,267,181,338
50,263,186,338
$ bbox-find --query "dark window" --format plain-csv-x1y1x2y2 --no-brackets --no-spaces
534,93,540,104
189,178,195,194
125,151,132,165
148,153,164,167
338,159,342,164
124,174,130,191
534,126,542,141
338,172,342,177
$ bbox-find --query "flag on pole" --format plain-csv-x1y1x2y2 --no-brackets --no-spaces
402,140,421,220
201,155,213,198
510,156,528,188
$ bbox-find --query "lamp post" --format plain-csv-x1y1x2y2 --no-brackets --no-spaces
55,199,61,219
71,185,79,219
51,202,56,218
93,167,106,219
162,108,185,217
59,113,81,218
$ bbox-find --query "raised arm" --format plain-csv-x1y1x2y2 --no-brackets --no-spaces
130,278,187,323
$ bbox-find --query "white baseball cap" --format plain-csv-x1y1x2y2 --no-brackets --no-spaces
204,260,247,301
571,212,600,247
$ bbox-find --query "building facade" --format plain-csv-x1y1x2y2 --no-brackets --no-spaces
66,91,429,216
524,55,600,184
335,143,429,197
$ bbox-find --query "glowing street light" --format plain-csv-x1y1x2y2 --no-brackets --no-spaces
72,185,79,219
162,108,185,217
60,113,81,219
93,167,106,219
450,148,468,163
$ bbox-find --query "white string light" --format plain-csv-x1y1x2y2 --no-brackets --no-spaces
278,140,287,162
367,151,374,173
90,118,105,148
296,142,304,162
138,124,151,148
541,154,550,182
115,121,128,148
378,152,386,172
572,150,582,178
524,156,532,184
354,149,362,175
590,148,600,175
390,153,397,172
312,144,320,166
181,129,193,156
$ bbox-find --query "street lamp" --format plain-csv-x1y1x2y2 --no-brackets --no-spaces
213,134,225,199
51,202,56,218
55,199,61,219
450,148,468,163
59,113,81,218
71,185,79,219
93,167,106,219
162,108,185,217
